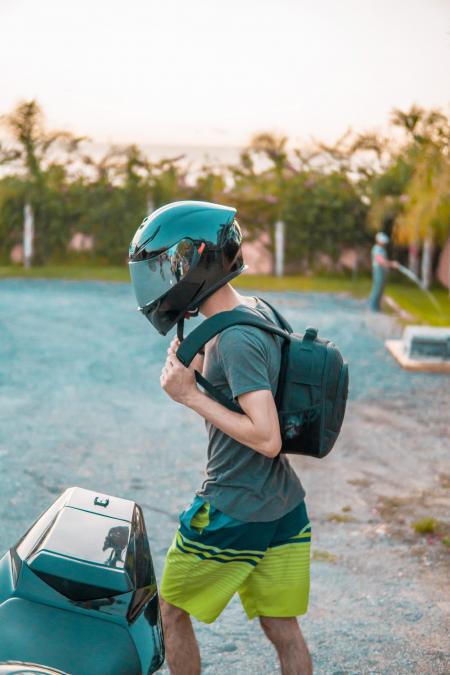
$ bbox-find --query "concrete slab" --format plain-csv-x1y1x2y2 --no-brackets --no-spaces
386,339,450,373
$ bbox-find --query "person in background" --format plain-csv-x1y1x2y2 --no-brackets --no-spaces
369,232,398,311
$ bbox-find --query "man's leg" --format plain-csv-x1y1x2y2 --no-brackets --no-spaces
369,267,385,311
259,616,313,675
160,599,201,675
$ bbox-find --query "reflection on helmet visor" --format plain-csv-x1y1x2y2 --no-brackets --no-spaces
129,238,197,309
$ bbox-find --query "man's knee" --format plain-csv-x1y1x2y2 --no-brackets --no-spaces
160,598,190,626
259,616,299,645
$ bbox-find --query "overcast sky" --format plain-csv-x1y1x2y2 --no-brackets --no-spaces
1,0,449,148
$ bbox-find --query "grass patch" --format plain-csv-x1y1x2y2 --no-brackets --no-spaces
1,266,448,326
440,474,450,489
0,265,130,283
347,477,371,488
385,284,450,327
312,549,338,564
238,275,450,326
377,495,410,520
412,517,440,535
325,512,356,523
236,273,371,297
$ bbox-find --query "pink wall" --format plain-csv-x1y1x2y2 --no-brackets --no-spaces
437,237,450,289
242,232,273,274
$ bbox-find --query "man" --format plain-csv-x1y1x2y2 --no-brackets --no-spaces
369,232,398,311
129,201,312,675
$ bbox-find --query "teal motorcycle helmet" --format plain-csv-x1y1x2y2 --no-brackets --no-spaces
128,201,245,335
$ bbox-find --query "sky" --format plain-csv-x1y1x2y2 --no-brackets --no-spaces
1,0,449,149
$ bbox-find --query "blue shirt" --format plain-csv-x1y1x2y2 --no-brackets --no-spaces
371,244,387,268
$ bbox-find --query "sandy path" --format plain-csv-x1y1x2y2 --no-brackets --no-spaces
0,280,448,674
294,397,450,674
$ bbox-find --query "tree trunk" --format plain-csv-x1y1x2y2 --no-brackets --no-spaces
421,236,434,290
408,241,420,277
23,202,34,269
274,220,285,277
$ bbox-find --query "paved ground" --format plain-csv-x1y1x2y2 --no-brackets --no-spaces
0,279,449,674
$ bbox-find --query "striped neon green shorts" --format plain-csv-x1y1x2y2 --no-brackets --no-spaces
160,497,311,624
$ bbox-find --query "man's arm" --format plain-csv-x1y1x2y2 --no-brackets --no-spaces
187,388,282,458
160,338,281,458
374,253,398,269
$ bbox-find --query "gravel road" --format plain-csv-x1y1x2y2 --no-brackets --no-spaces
0,279,449,674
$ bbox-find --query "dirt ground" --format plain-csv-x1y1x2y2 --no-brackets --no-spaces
0,279,449,674
294,396,450,674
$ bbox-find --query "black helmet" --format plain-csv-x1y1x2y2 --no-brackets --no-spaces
128,201,245,334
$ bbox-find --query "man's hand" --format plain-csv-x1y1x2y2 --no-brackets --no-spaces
160,337,203,405
160,338,281,458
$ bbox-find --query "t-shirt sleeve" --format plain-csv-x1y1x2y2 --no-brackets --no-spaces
217,326,272,399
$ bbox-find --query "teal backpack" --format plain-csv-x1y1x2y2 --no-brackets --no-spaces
176,299,349,458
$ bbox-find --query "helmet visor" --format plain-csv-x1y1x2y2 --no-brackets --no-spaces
129,238,197,310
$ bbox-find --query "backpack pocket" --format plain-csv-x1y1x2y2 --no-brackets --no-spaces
280,406,320,441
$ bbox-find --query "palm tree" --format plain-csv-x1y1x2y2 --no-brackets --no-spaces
229,133,291,259
0,100,86,264
1,99,84,180
393,107,450,288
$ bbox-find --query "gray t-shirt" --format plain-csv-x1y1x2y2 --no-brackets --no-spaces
196,299,305,522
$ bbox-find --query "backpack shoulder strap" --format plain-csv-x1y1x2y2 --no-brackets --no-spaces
193,370,242,412
176,308,289,368
176,308,290,415
257,297,293,333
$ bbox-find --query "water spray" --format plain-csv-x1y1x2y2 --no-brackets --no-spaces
395,264,444,317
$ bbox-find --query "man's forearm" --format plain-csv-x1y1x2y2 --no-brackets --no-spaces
185,388,280,458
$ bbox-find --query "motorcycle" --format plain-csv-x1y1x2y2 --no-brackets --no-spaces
0,487,165,674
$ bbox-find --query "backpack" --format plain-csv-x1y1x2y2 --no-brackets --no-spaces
176,298,349,458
